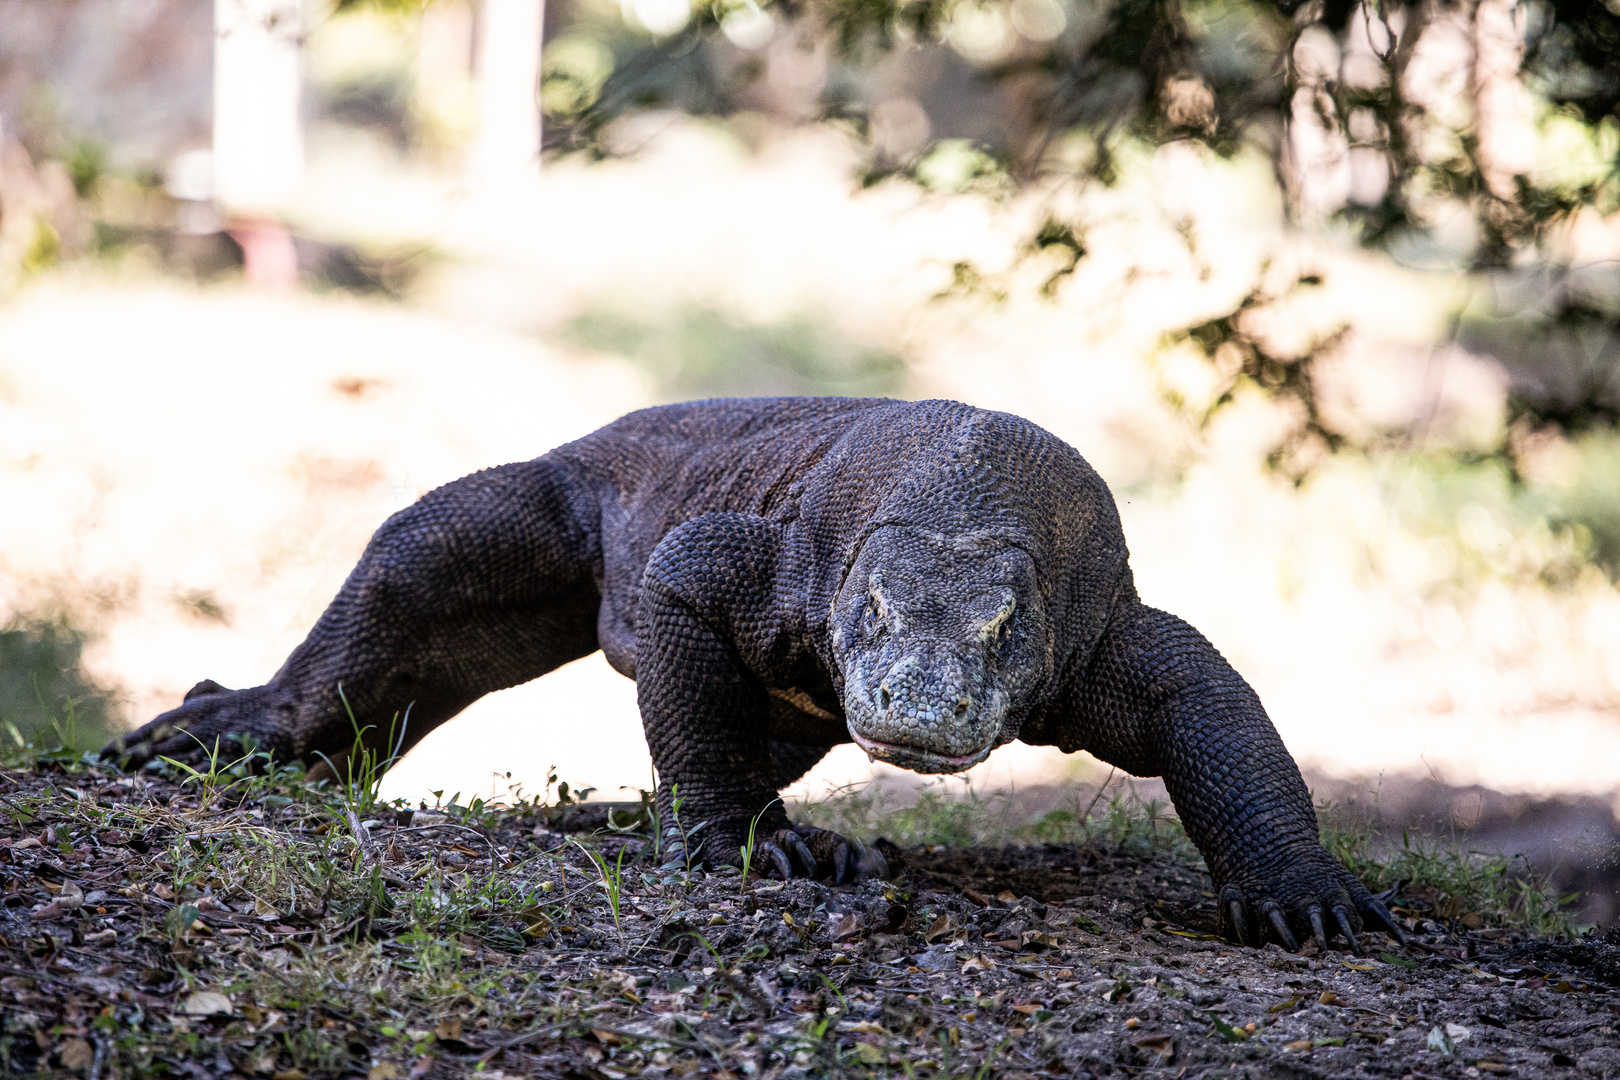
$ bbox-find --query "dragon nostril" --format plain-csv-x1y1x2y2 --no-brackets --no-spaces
879,686,891,711
955,696,971,717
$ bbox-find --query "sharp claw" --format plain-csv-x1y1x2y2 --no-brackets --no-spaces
1309,906,1327,951
1333,906,1361,955
1266,906,1299,951
791,838,818,878
763,842,793,881
1227,899,1250,946
1365,898,1407,945
833,842,851,885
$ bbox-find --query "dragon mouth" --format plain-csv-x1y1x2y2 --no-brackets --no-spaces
848,729,995,774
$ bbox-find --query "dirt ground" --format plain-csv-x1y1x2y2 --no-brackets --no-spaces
2,764,1619,1080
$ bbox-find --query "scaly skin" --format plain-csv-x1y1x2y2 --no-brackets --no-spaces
105,397,1403,952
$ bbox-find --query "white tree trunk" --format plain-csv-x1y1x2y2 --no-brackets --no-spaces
213,0,304,215
474,0,545,182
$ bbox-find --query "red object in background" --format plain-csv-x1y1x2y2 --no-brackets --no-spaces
227,217,298,290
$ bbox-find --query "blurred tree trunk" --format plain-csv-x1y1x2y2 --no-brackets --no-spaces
475,0,545,182
213,0,302,288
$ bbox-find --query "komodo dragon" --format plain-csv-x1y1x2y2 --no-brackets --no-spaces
106,397,1403,953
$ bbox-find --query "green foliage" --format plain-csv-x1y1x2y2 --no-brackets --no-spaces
1162,268,1347,480
1537,430,1620,575
1320,810,1576,938
61,136,107,198
314,685,411,822
160,740,267,814
570,837,630,942
740,795,781,884
565,306,905,401
0,615,117,758
1351,437,1620,591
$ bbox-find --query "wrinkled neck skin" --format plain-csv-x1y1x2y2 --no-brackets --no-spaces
826,524,1054,775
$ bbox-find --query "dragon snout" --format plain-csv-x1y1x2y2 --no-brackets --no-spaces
849,651,1001,773
874,675,972,722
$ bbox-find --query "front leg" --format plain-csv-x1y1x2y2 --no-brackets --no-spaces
105,459,601,772
637,514,881,882
1056,597,1403,952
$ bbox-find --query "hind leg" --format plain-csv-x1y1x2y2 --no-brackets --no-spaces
106,457,601,770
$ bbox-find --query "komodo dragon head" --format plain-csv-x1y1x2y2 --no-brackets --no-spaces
829,525,1051,774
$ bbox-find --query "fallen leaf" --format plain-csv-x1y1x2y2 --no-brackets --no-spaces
1283,1039,1313,1051
254,898,282,921
833,913,866,941
924,913,954,943
1267,996,1302,1013
1133,1035,1174,1052
1318,991,1339,1006
1444,1023,1471,1042
58,1038,94,1070
962,887,993,907
368,1065,400,1080
1476,1062,1509,1073
1010,1003,1041,1015
165,904,201,941
409,1056,436,1080
152,883,176,901
591,1028,623,1044
272,1071,308,1080
851,1043,885,1065
1426,1026,1454,1057
995,890,1018,904
180,990,235,1016
960,954,996,974
31,901,64,921
1020,930,1060,950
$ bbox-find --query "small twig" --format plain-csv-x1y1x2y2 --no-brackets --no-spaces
475,1022,569,1063
576,1023,710,1054
1080,767,1118,825
344,809,377,867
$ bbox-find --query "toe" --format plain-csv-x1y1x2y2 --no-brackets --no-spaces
1264,904,1299,951
1363,897,1407,945
831,840,851,884
1332,906,1361,955
761,841,793,881
789,836,818,877
1308,905,1328,951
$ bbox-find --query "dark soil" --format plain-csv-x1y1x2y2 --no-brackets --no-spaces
2,767,1618,1080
